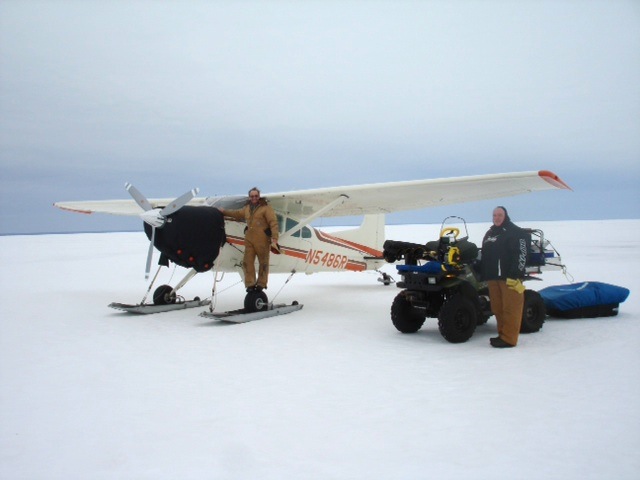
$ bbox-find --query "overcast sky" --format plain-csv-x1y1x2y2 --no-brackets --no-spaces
1,0,638,234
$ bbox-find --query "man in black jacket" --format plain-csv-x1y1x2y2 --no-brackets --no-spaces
480,206,528,348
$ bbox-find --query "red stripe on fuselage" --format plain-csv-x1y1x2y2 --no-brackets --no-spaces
314,230,383,258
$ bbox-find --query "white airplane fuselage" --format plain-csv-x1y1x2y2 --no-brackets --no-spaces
217,213,386,276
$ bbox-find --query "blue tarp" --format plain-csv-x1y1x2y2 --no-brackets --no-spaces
539,281,630,318
397,262,450,274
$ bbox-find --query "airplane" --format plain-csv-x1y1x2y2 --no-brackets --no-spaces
53,170,571,313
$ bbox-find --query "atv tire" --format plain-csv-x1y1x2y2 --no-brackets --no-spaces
476,295,492,326
438,293,477,343
391,292,425,333
521,290,545,333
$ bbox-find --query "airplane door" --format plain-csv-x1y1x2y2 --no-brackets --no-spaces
272,217,312,272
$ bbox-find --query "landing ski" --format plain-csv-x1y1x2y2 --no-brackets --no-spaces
199,302,303,323
109,298,211,314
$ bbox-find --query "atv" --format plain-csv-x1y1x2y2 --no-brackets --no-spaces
383,217,561,343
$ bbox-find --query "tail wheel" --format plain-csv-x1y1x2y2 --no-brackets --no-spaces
244,290,269,313
521,290,546,333
153,285,176,305
391,292,426,333
438,294,477,343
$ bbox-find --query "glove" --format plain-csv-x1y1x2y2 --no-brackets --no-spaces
506,278,525,294
270,241,281,255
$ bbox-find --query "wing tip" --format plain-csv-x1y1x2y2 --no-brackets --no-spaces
53,203,94,215
538,170,572,191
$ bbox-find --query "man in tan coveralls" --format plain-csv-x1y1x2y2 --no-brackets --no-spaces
218,187,279,291
480,206,528,348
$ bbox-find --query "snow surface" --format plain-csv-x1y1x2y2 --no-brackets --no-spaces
1,219,639,480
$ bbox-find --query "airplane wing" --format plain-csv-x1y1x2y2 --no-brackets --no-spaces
53,195,246,216
54,170,569,218
264,170,570,218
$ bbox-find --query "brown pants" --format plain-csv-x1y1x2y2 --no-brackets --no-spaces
487,280,524,346
242,238,270,289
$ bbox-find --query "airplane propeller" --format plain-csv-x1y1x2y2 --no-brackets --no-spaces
124,183,200,279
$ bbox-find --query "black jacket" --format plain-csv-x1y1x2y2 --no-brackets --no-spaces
480,221,529,281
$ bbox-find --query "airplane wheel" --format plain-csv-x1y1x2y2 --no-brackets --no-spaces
153,285,176,305
244,290,268,313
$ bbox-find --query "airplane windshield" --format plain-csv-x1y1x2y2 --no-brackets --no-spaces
205,196,247,210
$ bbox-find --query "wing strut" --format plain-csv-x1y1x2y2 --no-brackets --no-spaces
279,194,349,240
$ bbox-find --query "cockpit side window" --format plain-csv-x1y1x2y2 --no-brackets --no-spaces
277,215,312,239
299,226,312,238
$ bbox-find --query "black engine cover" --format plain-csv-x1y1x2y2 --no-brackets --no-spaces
143,206,226,272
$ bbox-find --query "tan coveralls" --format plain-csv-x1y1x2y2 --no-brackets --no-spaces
224,199,279,289
487,280,524,346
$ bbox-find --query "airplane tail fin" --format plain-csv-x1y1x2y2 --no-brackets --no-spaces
331,214,386,253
